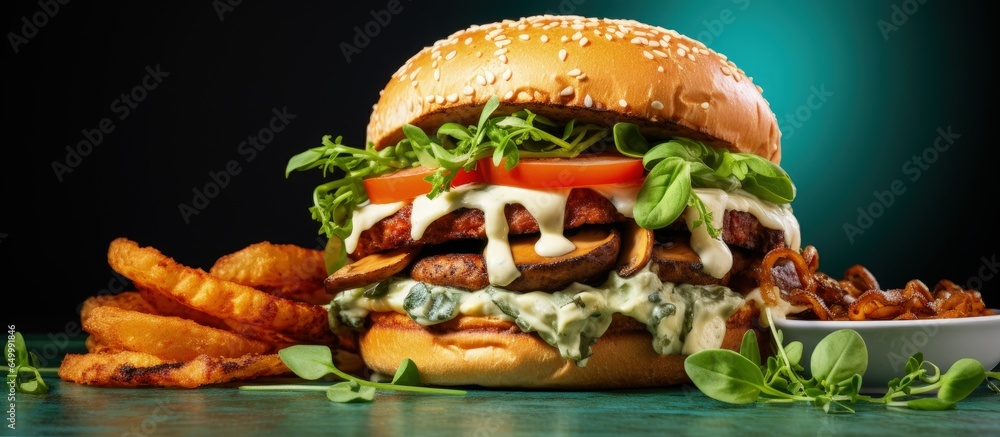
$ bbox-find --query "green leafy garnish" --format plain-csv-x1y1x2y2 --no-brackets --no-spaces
286,97,795,242
286,95,608,240
684,309,993,413
6,331,49,394
616,123,796,237
238,345,465,403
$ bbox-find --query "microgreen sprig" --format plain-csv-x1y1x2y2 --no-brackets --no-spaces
239,345,465,403
6,331,49,394
286,95,608,241
684,309,992,413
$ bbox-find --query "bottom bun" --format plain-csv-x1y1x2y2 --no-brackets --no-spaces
359,305,758,389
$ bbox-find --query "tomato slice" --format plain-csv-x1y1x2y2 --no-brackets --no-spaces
363,166,484,204
481,153,645,189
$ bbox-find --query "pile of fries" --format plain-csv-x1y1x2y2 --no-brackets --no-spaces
58,238,359,388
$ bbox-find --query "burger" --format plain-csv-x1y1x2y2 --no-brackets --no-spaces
286,15,801,388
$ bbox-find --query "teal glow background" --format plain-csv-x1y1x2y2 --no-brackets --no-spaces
476,0,993,293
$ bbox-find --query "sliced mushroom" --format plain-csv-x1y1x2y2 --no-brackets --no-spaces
410,227,621,292
616,220,654,277
324,246,421,293
650,234,747,286
507,227,620,291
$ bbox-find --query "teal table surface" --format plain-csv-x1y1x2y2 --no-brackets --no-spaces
9,337,1000,436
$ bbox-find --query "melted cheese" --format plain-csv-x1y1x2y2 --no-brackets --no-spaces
329,268,745,365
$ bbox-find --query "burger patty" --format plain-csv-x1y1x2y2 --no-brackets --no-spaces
352,188,786,258
352,189,625,258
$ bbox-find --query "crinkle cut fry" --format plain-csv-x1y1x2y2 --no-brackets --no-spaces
106,237,332,344
58,351,289,388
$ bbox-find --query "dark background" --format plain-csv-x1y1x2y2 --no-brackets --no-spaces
3,1,996,346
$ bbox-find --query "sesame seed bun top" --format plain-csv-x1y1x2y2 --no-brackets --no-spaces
367,15,781,163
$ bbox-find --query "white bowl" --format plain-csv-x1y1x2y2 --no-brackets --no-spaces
772,310,1000,390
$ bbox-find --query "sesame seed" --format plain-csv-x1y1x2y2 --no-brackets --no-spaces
653,49,667,58
558,49,567,61
756,85,764,93
619,99,628,107
584,94,593,108
651,100,664,110
434,69,440,81
677,48,686,57
495,39,511,47
503,90,514,100
494,48,508,56
434,95,444,104
432,50,441,59
561,35,569,43
649,40,660,48
464,37,473,45
446,93,459,103
476,75,487,86
485,71,495,84
567,68,581,76
411,80,419,88
579,37,589,46
560,86,574,97
615,31,625,38
499,54,508,63
409,71,419,80
688,54,695,61
519,34,530,41
572,31,583,41
701,102,709,109
576,73,587,80
571,24,585,30
446,50,457,60
424,95,434,103
604,33,613,41
518,24,527,30
657,65,665,73
462,86,475,95
502,69,512,81
541,35,549,43
643,50,654,60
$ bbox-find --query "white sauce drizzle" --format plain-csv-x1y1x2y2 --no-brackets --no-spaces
345,201,406,254
410,184,574,286
685,188,801,279
588,184,640,217
347,186,799,287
